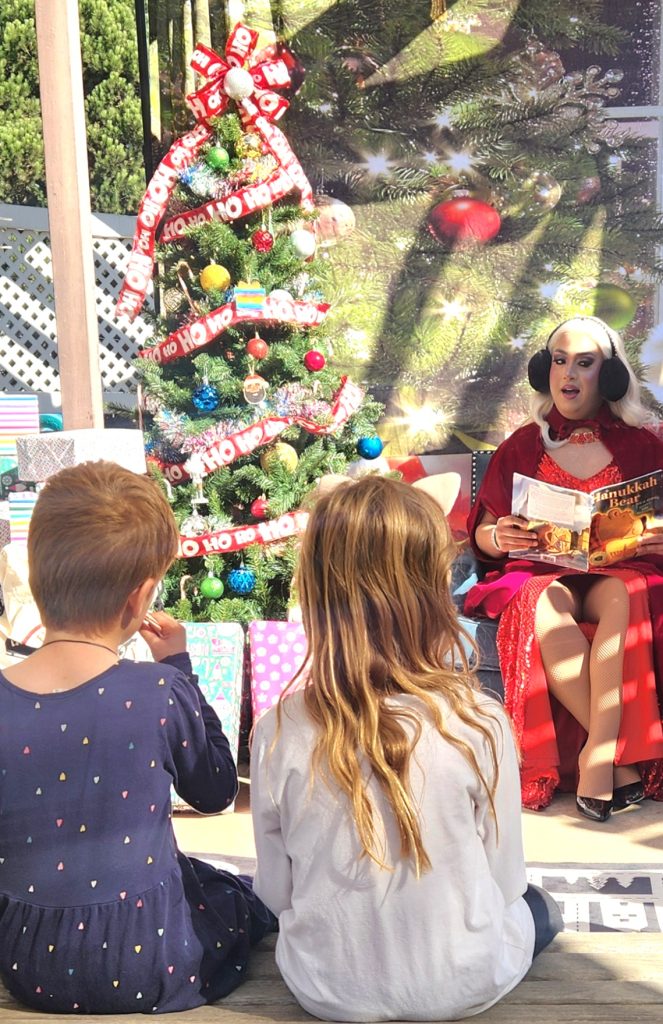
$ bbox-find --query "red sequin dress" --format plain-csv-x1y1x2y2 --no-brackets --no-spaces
493,455,663,809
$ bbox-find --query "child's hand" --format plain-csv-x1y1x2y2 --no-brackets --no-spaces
139,611,187,661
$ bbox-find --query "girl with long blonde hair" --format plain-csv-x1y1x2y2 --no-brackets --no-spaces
250,475,560,1022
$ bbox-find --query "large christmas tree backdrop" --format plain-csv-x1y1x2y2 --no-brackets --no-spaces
117,23,382,622
205,0,662,453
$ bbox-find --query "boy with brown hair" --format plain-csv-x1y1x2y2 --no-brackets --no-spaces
0,461,274,1014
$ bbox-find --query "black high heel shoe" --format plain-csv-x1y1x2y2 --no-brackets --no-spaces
576,795,613,822
612,781,645,812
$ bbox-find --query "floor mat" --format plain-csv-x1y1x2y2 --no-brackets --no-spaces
527,863,663,932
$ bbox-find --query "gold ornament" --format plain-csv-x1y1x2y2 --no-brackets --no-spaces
260,443,299,474
237,132,263,160
200,264,231,293
163,287,185,314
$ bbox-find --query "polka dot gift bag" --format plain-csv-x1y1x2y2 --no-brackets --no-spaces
247,621,308,722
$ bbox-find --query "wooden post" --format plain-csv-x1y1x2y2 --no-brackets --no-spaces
34,0,104,429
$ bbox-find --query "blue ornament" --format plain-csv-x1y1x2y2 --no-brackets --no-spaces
227,566,256,595
357,436,384,460
192,383,220,411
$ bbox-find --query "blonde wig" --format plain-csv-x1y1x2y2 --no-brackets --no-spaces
530,315,655,449
279,475,502,876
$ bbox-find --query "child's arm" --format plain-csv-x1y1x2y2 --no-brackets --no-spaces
250,711,293,917
141,613,239,813
475,705,528,906
163,664,239,813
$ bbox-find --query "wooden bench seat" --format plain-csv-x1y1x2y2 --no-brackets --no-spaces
1,932,661,1023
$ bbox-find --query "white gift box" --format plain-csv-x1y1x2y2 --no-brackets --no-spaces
17,429,147,483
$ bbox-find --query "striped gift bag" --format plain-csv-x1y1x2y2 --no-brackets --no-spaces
0,395,40,465
8,491,39,545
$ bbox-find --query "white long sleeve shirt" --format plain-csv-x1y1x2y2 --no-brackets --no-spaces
251,691,534,1022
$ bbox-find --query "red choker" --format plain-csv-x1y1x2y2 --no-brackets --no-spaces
566,429,600,445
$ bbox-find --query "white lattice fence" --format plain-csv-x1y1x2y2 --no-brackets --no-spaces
0,203,151,396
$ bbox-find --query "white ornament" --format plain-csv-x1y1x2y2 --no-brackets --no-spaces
223,67,254,101
289,228,317,259
314,198,356,246
268,289,294,304
184,452,207,502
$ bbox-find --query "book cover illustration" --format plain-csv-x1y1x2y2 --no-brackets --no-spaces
510,470,663,571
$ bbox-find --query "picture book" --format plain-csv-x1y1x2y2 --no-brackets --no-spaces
509,470,663,570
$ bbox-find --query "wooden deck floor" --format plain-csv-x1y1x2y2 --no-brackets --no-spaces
1,932,661,1023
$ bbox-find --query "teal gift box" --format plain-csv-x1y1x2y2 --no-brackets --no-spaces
171,621,245,812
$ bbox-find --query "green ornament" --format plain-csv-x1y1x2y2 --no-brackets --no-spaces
589,283,637,331
206,146,230,171
200,573,224,599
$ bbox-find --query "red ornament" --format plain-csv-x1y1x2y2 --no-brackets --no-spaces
304,349,326,372
428,198,501,244
252,229,274,253
251,496,269,519
246,335,269,360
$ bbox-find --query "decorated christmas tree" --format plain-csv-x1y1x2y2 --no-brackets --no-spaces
116,23,382,623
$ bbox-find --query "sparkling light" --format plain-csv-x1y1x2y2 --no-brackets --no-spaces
509,336,527,350
392,397,448,445
538,281,563,300
433,110,453,130
422,150,439,164
445,148,475,173
360,150,394,176
437,297,469,320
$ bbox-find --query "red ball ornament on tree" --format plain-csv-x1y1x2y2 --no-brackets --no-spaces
304,349,326,372
428,197,501,244
251,496,269,519
252,229,274,253
246,334,269,360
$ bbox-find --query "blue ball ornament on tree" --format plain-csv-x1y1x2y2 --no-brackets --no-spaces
357,436,384,460
192,382,220,412
227,566,257,594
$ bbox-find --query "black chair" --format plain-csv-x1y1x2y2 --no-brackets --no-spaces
453,451,503,700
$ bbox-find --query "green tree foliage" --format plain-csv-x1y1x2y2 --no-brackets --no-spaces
0,0,143,213
263,1,663,447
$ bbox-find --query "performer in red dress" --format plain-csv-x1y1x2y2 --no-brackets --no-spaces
465,316,663,821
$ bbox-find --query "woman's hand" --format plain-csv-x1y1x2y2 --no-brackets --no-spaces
493,515,539,554
139,611,187,661
635,532,663,559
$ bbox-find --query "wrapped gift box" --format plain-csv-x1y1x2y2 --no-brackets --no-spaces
17,429,147,483
0,466,37,501
9,491,39,545
172,621,245,812
248,620,308,722
0,394,40,465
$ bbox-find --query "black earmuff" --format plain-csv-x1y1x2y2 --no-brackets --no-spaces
527,348,552,392
527,319,630,402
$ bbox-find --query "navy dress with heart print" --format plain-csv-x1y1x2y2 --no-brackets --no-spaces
0,652,273,1014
